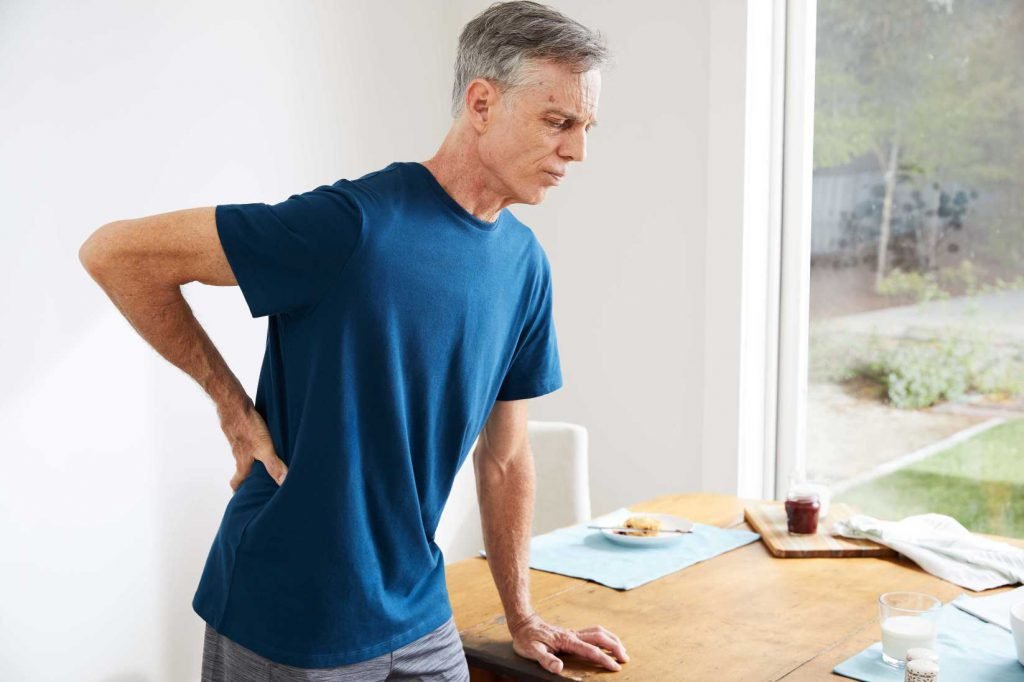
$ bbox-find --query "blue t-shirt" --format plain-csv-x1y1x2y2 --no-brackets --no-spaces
192,161,562,668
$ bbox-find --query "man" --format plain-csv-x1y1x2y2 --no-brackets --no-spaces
79,1,628,679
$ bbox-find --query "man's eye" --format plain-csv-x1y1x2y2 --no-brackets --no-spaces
548,120,569,129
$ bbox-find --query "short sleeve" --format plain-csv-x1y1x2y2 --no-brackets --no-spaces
496,250,563,401
215,181,363,318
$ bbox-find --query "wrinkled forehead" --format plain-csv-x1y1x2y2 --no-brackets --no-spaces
519,60,601,121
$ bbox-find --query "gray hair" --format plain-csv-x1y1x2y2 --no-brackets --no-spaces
450,1,610,118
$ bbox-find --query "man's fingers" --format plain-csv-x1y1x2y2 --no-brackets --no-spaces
563,633,622,672
577,629,629,662
591,625,626,652
237,405,287,486
261,454,288,486
528,643,564,675
572,625,629,660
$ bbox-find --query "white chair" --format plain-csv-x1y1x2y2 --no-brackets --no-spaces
436,420,591,563
525,420,591,536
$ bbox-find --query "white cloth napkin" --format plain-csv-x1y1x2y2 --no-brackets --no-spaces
952,586,1024,632
832,513,1024,591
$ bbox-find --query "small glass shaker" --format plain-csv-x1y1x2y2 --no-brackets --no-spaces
904,658,939,682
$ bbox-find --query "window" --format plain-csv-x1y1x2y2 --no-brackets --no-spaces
799,0,1024,536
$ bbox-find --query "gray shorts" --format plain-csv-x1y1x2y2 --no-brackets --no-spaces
201,615,471,681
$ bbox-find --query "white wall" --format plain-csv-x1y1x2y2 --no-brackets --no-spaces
0,1,750,679
1,1,455,679
523,0,711,525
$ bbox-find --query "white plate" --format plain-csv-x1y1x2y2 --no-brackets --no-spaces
599,513,695,548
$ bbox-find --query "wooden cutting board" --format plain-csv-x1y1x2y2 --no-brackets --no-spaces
744,502,898,558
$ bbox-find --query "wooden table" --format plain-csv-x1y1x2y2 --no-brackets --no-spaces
445,492,1023,681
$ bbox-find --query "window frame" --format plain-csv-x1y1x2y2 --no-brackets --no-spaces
699,0,817,500
772,0,819,499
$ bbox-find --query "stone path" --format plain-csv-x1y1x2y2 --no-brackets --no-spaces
815,290,1024,344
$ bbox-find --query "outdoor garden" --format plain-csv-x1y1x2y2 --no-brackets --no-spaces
804,0,1024,537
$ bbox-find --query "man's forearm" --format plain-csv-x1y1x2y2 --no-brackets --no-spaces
475,447,537,632
82,260,252,421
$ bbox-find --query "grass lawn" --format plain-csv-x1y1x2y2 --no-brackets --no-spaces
835,418,1024,538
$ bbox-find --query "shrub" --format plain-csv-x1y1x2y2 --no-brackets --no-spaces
937,260,979,296
877,268,948,303
979,275,1024,295
854,333,1024,409
879,260,1024,303
974,354,1024,398
860,339,970,408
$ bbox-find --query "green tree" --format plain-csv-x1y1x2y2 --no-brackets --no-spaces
814,0,1024,288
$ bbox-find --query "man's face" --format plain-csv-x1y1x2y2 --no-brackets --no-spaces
476,59,601,205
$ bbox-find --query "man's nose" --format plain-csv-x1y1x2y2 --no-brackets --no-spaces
559,126,587,163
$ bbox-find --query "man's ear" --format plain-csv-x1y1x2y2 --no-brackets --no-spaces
464,78,500,132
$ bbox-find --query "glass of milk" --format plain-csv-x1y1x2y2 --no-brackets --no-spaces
878,592,942,667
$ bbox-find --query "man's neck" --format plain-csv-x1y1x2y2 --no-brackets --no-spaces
421,133,512,223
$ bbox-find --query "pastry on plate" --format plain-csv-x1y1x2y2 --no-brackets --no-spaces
617,514,663,536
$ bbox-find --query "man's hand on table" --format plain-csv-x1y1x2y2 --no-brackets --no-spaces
509,613,629,676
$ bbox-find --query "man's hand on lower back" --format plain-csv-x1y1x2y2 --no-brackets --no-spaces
218,400,289,491
509,613,629,676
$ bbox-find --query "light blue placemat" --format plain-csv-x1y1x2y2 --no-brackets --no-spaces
833,599,1023,681
479,506,760,590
